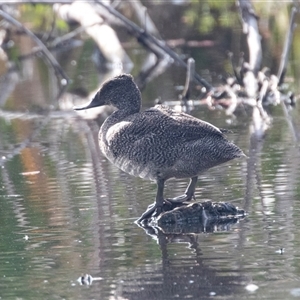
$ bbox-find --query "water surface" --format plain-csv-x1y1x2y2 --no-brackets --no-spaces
1,3,300,299
1,100,300,299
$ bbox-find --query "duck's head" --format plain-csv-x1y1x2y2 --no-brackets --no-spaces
74,74,141,112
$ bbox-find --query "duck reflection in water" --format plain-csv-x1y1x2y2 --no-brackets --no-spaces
74,74,245,222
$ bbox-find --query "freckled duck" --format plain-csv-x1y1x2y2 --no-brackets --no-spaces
74,74,245,222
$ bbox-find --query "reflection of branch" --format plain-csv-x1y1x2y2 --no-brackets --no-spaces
280,100,298,142
0,116,50,167
0,67,19,107
145,229,246,299
244,106,269,214
0,9,70,85
1,167,29,228
0,110,79,167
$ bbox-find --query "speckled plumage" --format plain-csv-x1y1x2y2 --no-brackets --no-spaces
75,74,245,221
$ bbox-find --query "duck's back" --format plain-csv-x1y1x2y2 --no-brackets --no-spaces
100,105,243,180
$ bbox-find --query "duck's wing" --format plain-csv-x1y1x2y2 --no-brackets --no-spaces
105,105,231,171
106,105,225,148
144,105,224,139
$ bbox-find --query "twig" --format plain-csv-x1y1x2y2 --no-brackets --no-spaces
181,58,195,101
237,0,262,99
0,8,70,85
227,51,243,86
276,7,298,141
135,53,171,89
281,101,298,141
51,22,97,47
237,0,262,73
277,6,298,86
18,22,98,61
128,0,161,38
42,7,57,43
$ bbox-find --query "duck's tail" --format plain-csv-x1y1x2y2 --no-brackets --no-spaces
235,148,248,159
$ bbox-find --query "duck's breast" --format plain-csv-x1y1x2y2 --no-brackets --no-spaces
99,120,166,180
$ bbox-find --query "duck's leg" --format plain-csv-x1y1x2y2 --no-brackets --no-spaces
137,178,165,222
167,176,198,203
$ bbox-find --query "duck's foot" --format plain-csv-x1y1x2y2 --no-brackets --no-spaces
166,193,195,204
136,200,174,223
165,176,198,204
136,202,156,223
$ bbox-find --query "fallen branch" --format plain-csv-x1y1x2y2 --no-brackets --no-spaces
238,0,262,73
237,0,261,97
277,6,298,86
54,2,132,68
95,0,213,92
0,8,70,85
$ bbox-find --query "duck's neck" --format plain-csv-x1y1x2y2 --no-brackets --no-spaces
103,95,140,130
113,90,141,118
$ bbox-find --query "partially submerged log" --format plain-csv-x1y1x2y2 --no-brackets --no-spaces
138,200,246,234
157,201,245,224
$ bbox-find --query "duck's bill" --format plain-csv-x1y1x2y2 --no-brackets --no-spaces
73,101,97,111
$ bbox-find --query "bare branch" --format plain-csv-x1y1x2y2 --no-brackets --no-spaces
95,0,213,92
0,8,70,85
237,0,262,73
277,6,298,86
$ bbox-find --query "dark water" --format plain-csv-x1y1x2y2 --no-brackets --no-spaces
1,3,300,300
